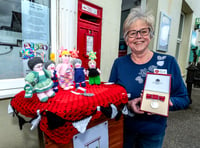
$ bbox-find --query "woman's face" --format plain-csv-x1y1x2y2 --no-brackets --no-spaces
126,19,151,54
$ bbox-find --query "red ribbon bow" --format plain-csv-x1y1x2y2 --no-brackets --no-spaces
146,94,165,102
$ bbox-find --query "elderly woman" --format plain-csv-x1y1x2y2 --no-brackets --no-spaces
109,8,190,148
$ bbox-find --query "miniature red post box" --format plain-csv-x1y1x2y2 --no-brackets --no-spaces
77,0,102,68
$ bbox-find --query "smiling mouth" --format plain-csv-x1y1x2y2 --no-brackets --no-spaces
134,41,144,45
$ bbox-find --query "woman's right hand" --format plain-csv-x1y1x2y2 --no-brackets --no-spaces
128,97,144,114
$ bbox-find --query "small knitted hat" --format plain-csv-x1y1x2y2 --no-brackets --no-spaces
44,60,55,69
28,57,43,70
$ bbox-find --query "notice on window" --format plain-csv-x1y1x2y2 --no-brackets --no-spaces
22,0,49,41
21,0,50,75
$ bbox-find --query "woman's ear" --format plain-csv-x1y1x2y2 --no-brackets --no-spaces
150,30,154,39
126,40,129,46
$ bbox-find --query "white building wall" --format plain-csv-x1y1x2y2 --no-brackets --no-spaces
147,0,200,76
51,0,78,63
84,0,122,81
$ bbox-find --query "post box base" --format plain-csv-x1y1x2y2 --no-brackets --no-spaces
44,115,124,148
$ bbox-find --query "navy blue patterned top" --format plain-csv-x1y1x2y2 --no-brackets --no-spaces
109,52,190,134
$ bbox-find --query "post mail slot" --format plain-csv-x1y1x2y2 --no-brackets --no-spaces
77,0,102,68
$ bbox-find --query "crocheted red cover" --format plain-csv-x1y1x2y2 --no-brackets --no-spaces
11,83,128,144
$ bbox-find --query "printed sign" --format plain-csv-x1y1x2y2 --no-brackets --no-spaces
73,121,109,148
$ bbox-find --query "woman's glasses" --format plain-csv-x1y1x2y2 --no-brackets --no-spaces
127,28,150,38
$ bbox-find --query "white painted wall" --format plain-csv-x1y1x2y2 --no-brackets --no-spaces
51,0,78,64
147,0,200,76
84,0,122,81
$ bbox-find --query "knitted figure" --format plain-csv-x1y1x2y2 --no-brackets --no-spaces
56,48,74,90
87,60,101,85
44,60,59,92
73,59,86,88
88,51,97,61
24,57,55,102
70,48,79,59
21,43,35,59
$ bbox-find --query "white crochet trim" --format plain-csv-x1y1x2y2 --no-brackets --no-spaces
8,103,14,115
96,106,101,111
30,110,41,130
110,104,118,119
72,116,92,133
121,105,128,115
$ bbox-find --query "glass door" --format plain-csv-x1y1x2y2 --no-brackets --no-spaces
0,0,50,99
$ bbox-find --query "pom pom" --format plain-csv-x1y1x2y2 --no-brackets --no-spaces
50,53,55,62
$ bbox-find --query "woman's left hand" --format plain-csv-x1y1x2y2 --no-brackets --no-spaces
128,97,144,114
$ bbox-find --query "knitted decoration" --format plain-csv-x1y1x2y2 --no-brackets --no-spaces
50,53,55,62
74,59,86,88
24,84,33,98
46,111,66,130
30,110,41,130
28,57,43,70
45,60,59,92
56,47,74,90
24,57,55,102
70,48,79,59
88,51,97,61
87,60,101,85
97,104,118,119
72,116,92,133
21,43,35,59
11,83,128,144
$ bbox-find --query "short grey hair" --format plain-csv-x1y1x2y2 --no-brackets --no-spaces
123,7,155,41
73,58,82,66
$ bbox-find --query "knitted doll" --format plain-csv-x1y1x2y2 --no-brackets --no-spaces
56,48,74,90
86,60,101,85
24,57,55,102
73,59,86,88
44,60,59,92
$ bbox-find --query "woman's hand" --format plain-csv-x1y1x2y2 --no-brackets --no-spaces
128,97,173,115
169,99,173,106
128,97,144,114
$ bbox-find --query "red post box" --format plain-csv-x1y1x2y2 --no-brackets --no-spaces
77,0,102,69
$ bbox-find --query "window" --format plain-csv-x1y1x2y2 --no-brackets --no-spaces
0,0,51,99
176,13,185,59
0,0,50,79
